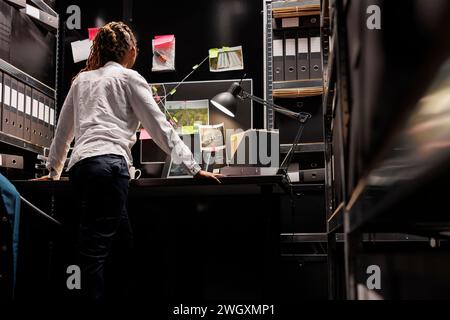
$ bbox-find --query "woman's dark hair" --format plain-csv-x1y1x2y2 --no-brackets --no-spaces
74,21,137,80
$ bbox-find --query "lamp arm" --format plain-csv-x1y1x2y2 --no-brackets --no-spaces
241,91,311,123
239,90,311,180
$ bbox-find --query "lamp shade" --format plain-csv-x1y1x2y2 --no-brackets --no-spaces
211,82,243,118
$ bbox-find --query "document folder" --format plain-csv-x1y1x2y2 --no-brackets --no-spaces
2,74,12,135
24,85,32,142
10,77,18,137
297,30,310,80
38,92,45,146
284,31,297,81
43,95,51,147
31,89,39,145
309,32,323,79
16,81,25,140
302,15,320,28
273,38,284,82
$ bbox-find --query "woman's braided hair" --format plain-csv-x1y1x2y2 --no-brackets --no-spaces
74,21,137,80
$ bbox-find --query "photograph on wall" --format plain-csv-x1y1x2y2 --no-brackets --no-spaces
164,100,209,134
198,123,227,169
209,46,244,72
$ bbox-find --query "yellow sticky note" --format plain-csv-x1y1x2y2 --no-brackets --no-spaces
209,48,219,59
222,46,230,52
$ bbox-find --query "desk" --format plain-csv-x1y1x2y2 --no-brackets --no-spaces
12,175,287,300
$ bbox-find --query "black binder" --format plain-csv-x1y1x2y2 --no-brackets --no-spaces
38,92,45,146
10,77,18,137
49,98,55,142
24,85,32,142
16,81,25,140
301,15,320,28
284,30,297,81
309,31,322,79
273,36,284,82
43,95,50,147
31,89,39,145
297,29,310,80
2,74,12,135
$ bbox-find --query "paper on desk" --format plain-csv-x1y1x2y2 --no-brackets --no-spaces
71,39,92,63
287,163,300,182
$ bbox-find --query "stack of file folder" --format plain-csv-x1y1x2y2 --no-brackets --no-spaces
273,15,323,83
1,71,56,148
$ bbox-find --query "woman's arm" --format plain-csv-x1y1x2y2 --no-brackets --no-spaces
126,72,202,176
45,84,76,180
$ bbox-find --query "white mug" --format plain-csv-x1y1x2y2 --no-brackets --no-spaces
129,166,142,180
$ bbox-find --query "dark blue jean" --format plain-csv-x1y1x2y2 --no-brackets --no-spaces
69,154,132,301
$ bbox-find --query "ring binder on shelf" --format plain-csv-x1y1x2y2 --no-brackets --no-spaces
17,81,25,140
49,99,55,142
24,85,32,142
43,95,50,147
10,77,18,137
31,89,39,145
0,71,3,133
2,74,12,135
273,37,285,82
38,92,45,146
297,30,310,80
309,32,322,79
302,15,320,28
284,30,297,81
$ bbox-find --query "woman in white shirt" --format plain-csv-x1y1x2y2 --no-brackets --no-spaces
38,21,221,300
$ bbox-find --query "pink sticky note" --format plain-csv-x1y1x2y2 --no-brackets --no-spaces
153,35,174,49
155,35,174,40
88,28,100,40
139,129,152,140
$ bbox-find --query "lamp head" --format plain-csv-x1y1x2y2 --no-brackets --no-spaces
211,82,243,118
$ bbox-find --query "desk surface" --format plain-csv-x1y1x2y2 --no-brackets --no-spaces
13,175,289,196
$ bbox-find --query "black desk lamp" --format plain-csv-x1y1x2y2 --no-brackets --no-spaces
211,82,311,178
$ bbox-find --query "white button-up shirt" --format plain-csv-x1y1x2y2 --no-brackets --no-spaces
46,61,201,179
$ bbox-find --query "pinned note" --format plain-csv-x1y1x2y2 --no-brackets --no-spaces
71,39,92,63
154,35,175,49
152,35,176,72
209,45,244,72
88,27,100,40
209,48,219,59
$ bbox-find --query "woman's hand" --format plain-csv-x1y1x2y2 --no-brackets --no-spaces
194,170,224,184
30,175,53,181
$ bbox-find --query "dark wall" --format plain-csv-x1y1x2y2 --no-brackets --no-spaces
56,0,264,127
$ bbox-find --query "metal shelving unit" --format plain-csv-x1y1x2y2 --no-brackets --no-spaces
265,0,328,299
0,2,59,157
323,0,450,300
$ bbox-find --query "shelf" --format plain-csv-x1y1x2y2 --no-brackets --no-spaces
273,80,323,98
280,142,325,154
0,131,45,155
290,183,324,193
281,232,429,243
0,59,55,97
327,202,344,233
281,233,328,243
272,0,321,19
